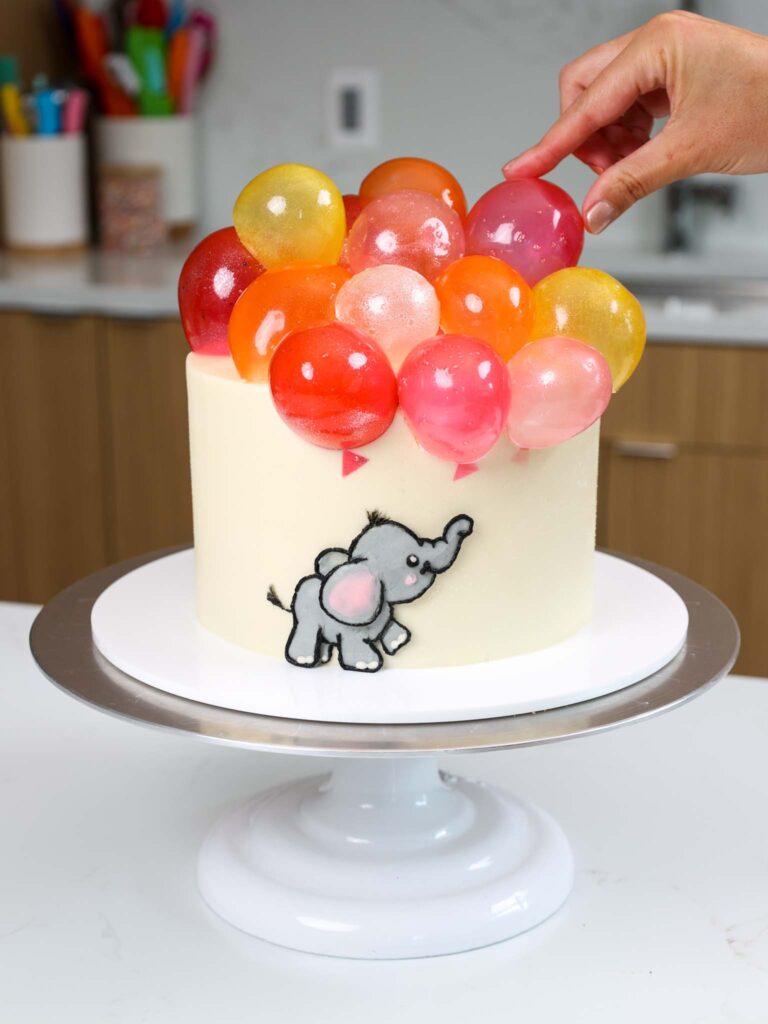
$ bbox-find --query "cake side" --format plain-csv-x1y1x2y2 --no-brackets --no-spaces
187,352,599,668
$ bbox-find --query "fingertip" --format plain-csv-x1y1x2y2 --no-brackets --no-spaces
581,178,609,220
502,157,529,179
584,200,619,235
502,153,551,180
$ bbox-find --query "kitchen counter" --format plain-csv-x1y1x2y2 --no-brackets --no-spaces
2,600,767,1023
0,246,185,319
1,245,768,344
585,243,768,283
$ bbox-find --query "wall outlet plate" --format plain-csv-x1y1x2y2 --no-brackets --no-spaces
328,68,380,147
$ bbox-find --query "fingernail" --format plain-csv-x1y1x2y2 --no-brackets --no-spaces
585,200,618,234
502,157,525,178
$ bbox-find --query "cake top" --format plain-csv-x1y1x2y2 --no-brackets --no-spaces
178,157,646,465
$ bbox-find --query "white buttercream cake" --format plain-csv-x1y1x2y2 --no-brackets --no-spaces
179,159,644,675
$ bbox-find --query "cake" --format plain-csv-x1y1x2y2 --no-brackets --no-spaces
179,159,646,673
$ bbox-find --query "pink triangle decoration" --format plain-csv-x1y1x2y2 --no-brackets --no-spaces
453,462,479,481
342,450,369,477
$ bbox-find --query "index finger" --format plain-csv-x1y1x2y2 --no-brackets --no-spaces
558,29,638,113
502,32,665,179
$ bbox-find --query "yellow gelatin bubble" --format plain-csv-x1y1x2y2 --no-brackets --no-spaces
233,163,346,269
530,267,646,391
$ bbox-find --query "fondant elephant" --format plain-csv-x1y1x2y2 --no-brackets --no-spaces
270,511,474,672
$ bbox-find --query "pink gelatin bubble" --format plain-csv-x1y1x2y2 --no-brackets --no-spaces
465,179,583,286
398,334,511,463
344,189,465,282
506,336,612,449
335,264,440,369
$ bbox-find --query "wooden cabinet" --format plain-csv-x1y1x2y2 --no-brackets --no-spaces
0,313,110,602
599,343,768,449
103,319,192,560
0,312,191,604
599,342,768,675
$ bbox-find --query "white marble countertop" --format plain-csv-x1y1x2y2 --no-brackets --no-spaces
1,245,768,344
2,599,767,1023
0,246,186,320
585,243,768,283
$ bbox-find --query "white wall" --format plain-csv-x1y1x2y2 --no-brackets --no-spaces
195,0,768,257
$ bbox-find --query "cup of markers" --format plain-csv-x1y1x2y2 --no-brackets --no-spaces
65,0,216,231
0,56,89,250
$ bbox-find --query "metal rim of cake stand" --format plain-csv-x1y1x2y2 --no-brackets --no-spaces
29,545,740,758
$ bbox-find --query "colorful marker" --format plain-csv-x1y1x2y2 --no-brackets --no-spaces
33,89,62,135
62,88,89,134
1,82,30,134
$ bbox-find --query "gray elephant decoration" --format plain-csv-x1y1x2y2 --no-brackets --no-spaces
267,511,474,672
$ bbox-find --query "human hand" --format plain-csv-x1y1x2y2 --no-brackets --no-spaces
502,11,768,233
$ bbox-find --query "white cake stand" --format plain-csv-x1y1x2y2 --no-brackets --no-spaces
29,548,739,960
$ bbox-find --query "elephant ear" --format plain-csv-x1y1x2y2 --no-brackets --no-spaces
315,547,348,577
320,561,384,626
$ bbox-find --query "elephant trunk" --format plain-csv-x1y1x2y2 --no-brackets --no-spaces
422,515,474,574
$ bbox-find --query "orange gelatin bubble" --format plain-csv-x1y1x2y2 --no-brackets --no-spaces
434,255,533,362
360,157,467,220
227,263,351,382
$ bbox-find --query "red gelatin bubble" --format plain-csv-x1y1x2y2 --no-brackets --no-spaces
269,323,398,449
398,334,511,463
465,179,583,286
343,193,365,231
178,227,265,354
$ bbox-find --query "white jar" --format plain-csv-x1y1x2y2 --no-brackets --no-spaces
96,115,197,229
0,134,88,250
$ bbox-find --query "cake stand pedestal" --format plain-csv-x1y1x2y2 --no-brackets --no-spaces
29,549,739,960
198,757,572,958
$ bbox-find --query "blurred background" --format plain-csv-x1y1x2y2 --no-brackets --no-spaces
1,0,767,673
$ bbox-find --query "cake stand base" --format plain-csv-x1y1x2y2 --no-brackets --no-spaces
30,548,740,962
197,756,573,959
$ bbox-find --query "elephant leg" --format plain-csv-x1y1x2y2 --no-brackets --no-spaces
286,578,323,667
319,641,333,664
381,619,411,656
337,633,383,673
286,618,322,666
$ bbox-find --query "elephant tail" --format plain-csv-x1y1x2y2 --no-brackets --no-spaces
266,585,291,613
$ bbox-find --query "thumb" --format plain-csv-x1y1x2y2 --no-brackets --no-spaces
582,128,694,233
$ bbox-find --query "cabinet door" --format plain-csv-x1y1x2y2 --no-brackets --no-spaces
103,319,192,560
600,443,768,676
601,342,768,448
0,312,110,602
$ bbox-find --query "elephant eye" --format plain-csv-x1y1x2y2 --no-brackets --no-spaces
406,554,419,567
